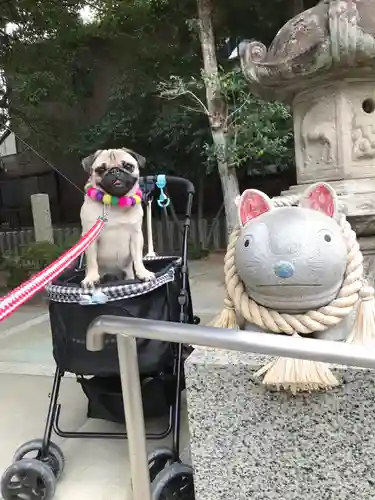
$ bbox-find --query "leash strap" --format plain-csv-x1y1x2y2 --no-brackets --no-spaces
0,218,105,321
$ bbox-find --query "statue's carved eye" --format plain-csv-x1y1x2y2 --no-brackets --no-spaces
244,235,253,248
324,234,332,242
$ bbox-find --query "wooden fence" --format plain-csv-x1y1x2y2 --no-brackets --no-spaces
0,217,227,256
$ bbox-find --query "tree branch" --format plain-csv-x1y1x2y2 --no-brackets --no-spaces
159,81,209,115
226,92,251,124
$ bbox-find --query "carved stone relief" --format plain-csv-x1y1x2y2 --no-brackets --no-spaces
352,99,375,160
300,98,336,170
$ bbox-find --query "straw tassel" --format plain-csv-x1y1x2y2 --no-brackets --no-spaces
346,284,375,345
254,333,339,394
209,296,239,330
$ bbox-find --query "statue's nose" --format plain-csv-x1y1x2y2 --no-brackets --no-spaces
273,261,295,279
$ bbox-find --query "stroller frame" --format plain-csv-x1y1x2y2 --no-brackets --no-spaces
40,177,196,461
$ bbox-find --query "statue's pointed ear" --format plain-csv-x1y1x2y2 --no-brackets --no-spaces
237,189,273,226
299,182,338,218
82,150,103,172
122,148,146,169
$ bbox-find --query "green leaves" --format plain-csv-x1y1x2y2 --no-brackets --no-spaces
1,0,295,184
157,67,293,175
1,0,85,44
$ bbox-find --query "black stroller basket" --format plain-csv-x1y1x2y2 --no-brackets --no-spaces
48,256,194,424
48,257,193,378
0,176,198,500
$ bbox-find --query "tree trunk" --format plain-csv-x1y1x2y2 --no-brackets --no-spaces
197,174,206,248
196,0,240,235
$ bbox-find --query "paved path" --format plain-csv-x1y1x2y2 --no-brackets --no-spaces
189,254,225,317
0,373,191,500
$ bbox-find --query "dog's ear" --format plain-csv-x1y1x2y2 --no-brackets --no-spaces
122,148,146,169
82,150,103,172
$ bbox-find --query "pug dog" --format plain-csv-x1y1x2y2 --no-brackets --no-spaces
80,148,155,288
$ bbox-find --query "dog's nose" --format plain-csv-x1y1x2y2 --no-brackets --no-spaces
273,261,295,279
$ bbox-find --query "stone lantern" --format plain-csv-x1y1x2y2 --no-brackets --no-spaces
240,0,375,278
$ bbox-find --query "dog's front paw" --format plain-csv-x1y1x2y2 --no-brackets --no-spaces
81,271,101,289
135,268,155,282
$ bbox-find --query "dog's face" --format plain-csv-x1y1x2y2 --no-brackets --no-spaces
82,148,145,197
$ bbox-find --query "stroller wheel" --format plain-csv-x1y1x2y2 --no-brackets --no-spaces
13,439,65,479
1,458,56,500
151,462,195,500
148,448,174,482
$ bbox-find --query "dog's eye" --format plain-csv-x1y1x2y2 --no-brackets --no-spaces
95,165,106,175
122,161,135,173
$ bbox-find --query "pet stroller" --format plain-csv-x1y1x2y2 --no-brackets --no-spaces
0,175,198,500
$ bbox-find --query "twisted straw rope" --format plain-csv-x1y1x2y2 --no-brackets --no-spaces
224,195,365,335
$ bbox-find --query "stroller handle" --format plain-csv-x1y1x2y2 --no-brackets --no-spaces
140,175,195,195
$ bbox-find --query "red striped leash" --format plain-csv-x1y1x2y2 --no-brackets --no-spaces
0,217,105,322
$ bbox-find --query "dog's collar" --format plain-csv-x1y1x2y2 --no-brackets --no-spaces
85,184,143,207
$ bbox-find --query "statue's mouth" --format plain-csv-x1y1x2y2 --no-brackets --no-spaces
256,284,323,287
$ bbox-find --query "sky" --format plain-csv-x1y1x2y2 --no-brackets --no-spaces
79,5,96,23
6,4,96,34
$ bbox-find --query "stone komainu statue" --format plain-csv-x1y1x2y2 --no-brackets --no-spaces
212,183,375,393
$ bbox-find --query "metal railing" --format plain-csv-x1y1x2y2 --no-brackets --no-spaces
86,316,375,500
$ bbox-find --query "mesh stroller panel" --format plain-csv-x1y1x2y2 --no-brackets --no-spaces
48,257,192,376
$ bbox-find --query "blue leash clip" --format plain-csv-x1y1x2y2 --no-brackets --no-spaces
79,290,109,306
156,174,170,208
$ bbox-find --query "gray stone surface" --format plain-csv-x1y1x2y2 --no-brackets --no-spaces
31,193,54,243
185,348,375,500
240,1,375,282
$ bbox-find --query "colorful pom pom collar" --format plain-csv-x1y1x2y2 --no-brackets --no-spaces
85,184,143,207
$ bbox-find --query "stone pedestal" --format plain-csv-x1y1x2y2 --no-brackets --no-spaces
283,180,375,283
31,193,54,243
293,81,375,185
185,348,375,500
239,0,375,284
285,78,375,283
